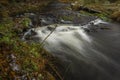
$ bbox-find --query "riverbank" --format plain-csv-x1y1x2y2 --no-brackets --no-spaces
0,0,64,80
0,0,54,18
69,0,120,22
0,17,65,80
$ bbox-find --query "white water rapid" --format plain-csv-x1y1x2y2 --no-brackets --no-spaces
23,19,120,80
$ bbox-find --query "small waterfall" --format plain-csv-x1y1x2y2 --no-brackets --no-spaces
23,19,120,80
22,29,32,41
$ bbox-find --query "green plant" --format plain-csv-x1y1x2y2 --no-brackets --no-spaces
95,13,111,21
22,59,39,72
21,17,31,27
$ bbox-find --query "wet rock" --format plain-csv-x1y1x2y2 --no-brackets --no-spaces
47,24,58,31
97,23,110,30
31,18,39,26
83,28,90,32
31,29,37,35
22,29,37,41
44,1,71,11
60,19,72,24
22,28,29,33
47,26,55,31
100,27,110,30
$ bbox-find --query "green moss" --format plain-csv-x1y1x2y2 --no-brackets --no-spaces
79,10,111,21
22,59,39,72
60,15,74,21
21,17,31,27
94,13,112,21
0,16,58,80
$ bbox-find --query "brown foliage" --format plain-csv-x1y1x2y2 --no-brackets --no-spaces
111,11,120,22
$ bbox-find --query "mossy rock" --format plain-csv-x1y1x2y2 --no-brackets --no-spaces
60,15,74,21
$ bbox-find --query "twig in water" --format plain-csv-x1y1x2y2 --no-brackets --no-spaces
48,63,64,80
40,24,57,47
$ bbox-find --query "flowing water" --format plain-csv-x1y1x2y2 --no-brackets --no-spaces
22,2,120,80
27,18,120,80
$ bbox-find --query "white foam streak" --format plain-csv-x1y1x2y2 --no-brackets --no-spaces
90,19,108,25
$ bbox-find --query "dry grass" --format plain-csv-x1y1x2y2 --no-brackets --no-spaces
111,11,120,22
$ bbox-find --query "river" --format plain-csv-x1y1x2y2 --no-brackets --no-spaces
23,2,120,80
